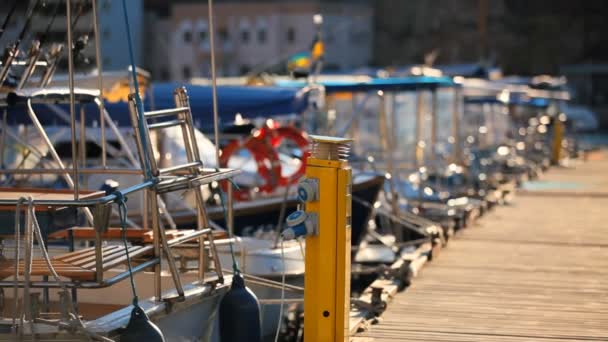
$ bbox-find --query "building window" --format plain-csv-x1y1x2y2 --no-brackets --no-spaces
160,68,170,81
241,30,250,43
195,19,208,48
257,29,267,44
240,18,251,44
182,66,191,79
256,17,268,44
240,65,251,75
219,28,229,43
287,27,295,43
183,30,192,43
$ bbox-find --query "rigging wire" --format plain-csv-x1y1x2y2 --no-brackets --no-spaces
217,188,240,274
16,0,42,46
11,198,24,333
116,193,140,306
121,0,153,180
0,0,19,41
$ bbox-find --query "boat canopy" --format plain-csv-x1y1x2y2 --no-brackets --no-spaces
277,76,457,93
2,83,310,129
0,87,100,107
143,82,310,122
465,94,549,108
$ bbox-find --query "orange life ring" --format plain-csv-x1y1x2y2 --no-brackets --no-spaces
259,126,310,186
220,137,282,201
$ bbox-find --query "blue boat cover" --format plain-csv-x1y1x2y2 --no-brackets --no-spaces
277,76,457,93
464,94,549,108
3,83,310,129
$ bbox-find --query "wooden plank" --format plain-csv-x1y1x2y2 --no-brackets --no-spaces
0,260,96,281
100,245,154,271
76,246,141,269
55,245,119,263
358,155,608,341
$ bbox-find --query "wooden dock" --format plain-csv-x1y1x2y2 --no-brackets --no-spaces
356,152,608,341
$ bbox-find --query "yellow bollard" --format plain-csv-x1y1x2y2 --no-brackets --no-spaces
551,116,565,164
284,135,353,342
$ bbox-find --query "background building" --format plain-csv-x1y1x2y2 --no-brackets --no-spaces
372,0,608,128
1,0,606,128
164,1,372,80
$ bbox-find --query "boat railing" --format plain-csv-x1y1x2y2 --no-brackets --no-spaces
0,86,238,306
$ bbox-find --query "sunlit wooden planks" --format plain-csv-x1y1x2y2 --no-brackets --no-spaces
358,155,608,341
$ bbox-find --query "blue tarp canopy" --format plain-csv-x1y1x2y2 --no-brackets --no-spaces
3,83,310,130
464,96,503,105
277,76,457,93
464,94,549,108
143,83,309,124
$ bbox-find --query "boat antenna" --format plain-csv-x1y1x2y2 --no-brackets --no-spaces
207,0,221,169
207,0,241,274
0,0,19,41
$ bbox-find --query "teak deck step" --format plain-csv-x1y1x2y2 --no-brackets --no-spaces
0,244,154,282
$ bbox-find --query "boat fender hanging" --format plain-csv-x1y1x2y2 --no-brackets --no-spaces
219,273,262,342
120,305,165,342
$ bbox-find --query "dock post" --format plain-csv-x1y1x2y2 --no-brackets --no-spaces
551,115,565,164
284,135,353,342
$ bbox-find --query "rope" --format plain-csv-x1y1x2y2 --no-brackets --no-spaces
114,191,140,307
28,201,102,342
273,182,293,248
274,238,286,342
21,197,34,338
216,185,240,274
121,0,152,180
11,198,25,332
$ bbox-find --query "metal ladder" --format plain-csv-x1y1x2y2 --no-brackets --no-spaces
128,86,230,300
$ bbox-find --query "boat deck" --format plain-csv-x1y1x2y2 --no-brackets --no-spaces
356,151,608,341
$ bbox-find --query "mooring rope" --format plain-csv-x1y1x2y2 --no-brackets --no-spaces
114,192,140,307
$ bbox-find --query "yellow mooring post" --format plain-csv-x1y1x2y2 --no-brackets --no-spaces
283,135,353,342
551,115,565,164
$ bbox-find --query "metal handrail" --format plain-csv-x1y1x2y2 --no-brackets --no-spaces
0,180,155,207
